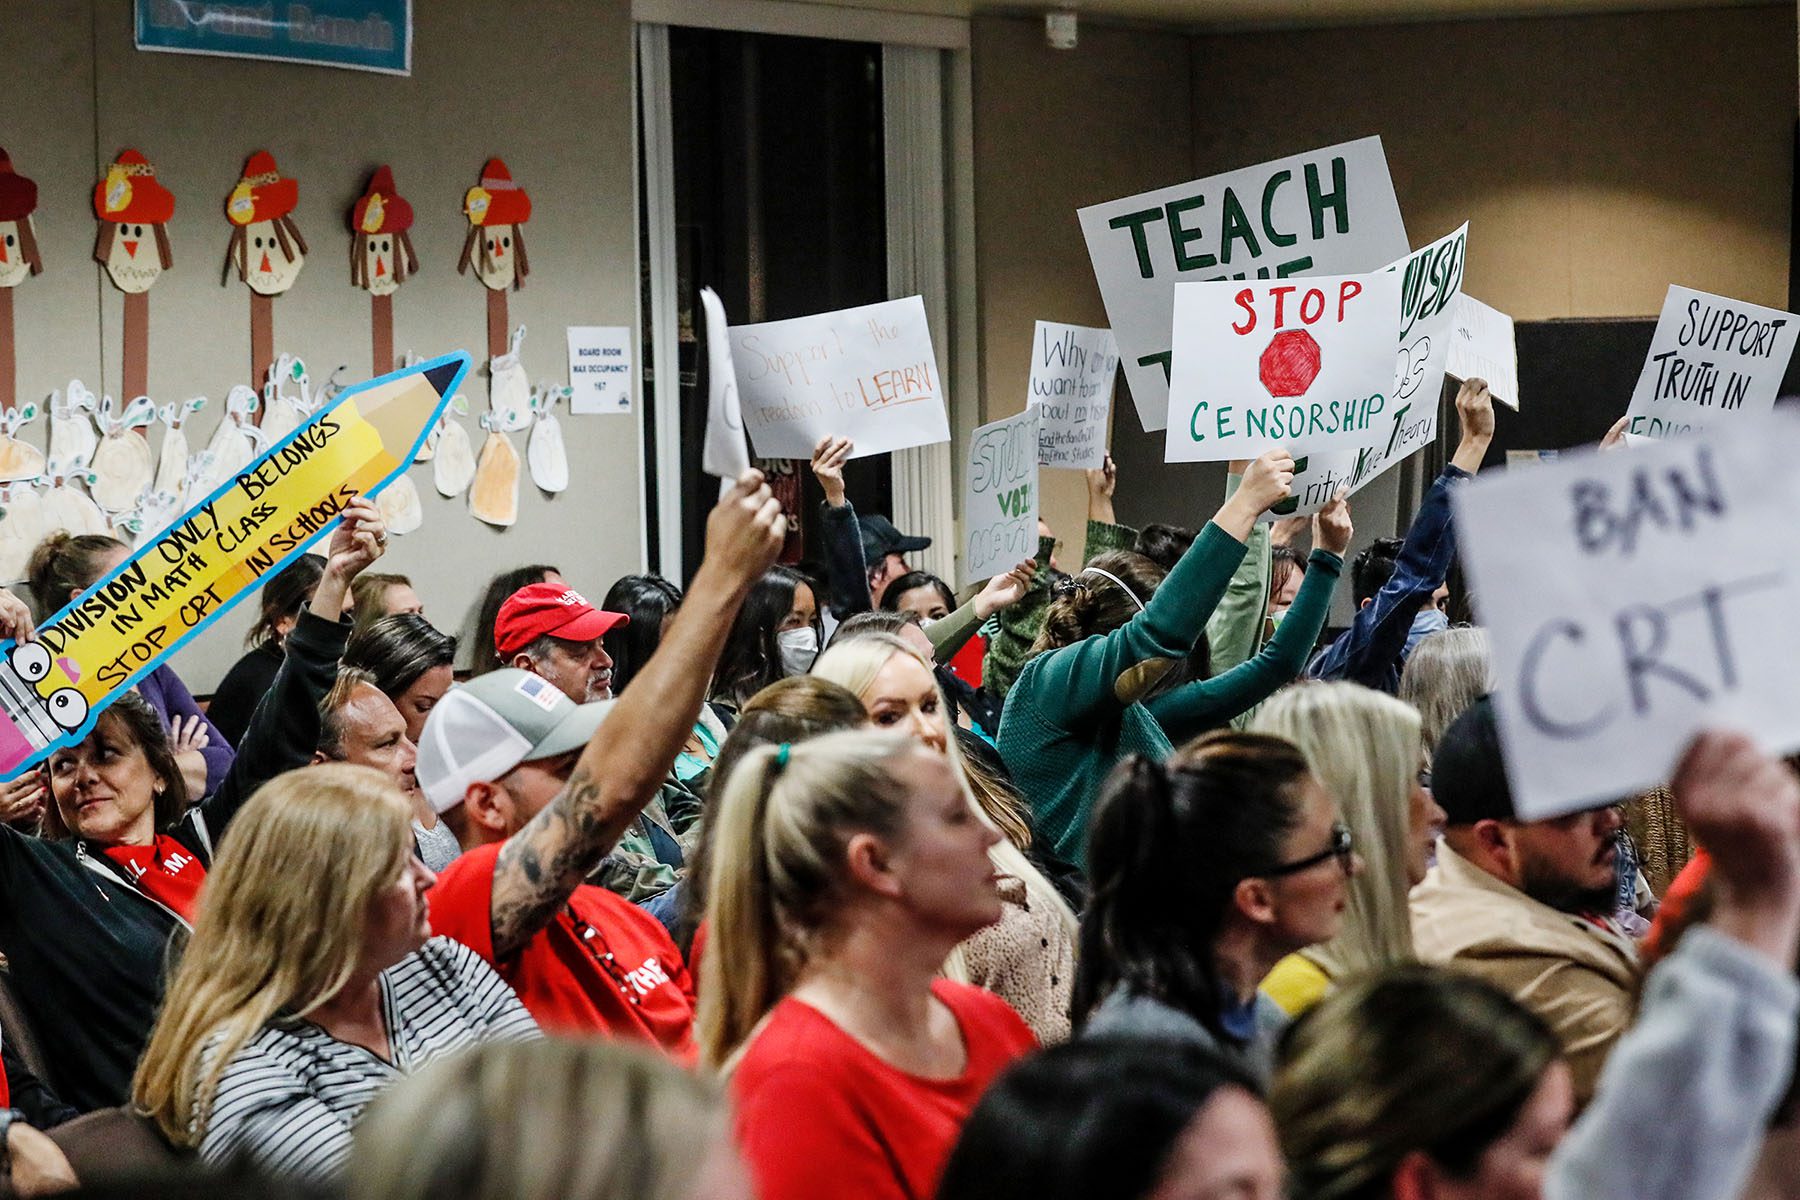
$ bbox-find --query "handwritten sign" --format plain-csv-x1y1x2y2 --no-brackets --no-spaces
1269,225,1468,516
1623,286,1799,440
699,288,752,487
1449,293,1519,410
1079,136,1409,433
1455,416,1800,819
566,327,633,415
0,354,469,776
1164,272,1401,464
1029,322,1117,470
729,296,950,460
963,407,1039,584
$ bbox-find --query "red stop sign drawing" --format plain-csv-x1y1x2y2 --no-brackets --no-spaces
1260,329,1322,397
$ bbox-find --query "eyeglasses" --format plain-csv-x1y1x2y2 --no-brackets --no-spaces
1264,822,1355,877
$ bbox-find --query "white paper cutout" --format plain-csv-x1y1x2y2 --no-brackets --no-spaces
433,394,475,498
89,394,157,513
0,402,45,483
0,482,46,583
48,383,98,472
487,325,533,433
527,383,569,494
377,475,424,536
193,385,267,495
470,416,520,527
154,395,207,498
40,456,109,538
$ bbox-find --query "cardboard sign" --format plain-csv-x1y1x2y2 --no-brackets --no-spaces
566,327,633,414
0,354,470,776
1624,286,1800,440
1455,416,1800,819
1164,272,1402,464
1029,321,1117,470
1269,225,1468,517
963,407,1039,584
732,295,951,460
1449,293,1519,410
699,288,752,486
1079,136,1409,433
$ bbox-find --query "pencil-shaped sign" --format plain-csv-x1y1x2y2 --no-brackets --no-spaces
0,352,471,775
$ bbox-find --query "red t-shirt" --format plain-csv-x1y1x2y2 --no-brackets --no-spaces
429,841,698,1063
103,835,206,921
732,980,1036,1200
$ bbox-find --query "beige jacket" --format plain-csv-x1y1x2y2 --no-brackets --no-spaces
1411,843,1641,1104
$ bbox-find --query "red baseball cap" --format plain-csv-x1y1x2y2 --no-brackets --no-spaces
494,583,628,658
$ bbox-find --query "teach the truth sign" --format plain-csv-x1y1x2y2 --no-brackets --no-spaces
1079,136,1409,433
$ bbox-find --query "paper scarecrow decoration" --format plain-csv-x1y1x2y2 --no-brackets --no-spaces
0,150,41,290
94,149,176,405
460,158,530,292
224,151,306,401
351,166,417,296
0,149,42,414
94,149,175,295
224,151,306,296
351,167,418,376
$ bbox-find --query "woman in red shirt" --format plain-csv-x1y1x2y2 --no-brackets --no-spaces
698,729,1037,1200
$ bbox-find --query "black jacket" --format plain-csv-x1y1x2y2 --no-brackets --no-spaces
0,611,345,1114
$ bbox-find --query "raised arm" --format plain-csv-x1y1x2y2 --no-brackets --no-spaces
190,499,382,848
1027,449,1293,728
1151,496,1349,739
1309,380,1492,689
489,472,785,960
1547,732,1800,1200
1203,464,1271,675
810,435,872,617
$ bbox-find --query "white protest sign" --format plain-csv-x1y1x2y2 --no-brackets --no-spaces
699,288,752,489
1028,322,1117,469
1449,293,1519,410
565,327,633,414
1271,225,1468,518
1456,416,1800,819
1164,272,1402,464
1624,286,1800,440
963,407,1039,584
731,295,951,460
1079,136,1409,433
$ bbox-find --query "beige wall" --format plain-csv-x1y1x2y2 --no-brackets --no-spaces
971,4,1795,592
10,0,640,690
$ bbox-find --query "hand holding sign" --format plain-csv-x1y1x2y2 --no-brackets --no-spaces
1217,446,1296,541
973,559,1036,619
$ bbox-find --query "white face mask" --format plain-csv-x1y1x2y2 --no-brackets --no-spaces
777,627,819,677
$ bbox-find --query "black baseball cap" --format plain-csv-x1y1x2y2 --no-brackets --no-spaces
1431,695,1517,826
859,514,931,564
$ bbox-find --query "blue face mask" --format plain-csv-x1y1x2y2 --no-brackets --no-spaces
1403,606,1450,659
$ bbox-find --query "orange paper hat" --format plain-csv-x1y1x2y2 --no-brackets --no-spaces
225,151,299,226
352,166,414,234
464,158,531,227
0,150,37,223
94,149,176,224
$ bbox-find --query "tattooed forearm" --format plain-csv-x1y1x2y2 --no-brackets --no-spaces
489,768,629,960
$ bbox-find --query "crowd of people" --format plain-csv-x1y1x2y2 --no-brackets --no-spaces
0,375,1796,1200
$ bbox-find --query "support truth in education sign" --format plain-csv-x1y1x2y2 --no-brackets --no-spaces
136,0,413,76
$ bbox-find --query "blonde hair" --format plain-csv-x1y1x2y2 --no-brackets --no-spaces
347,1040,725,1200
1398,627,1493,756
1253,682,1421,984
810,635,1077,974
697,729,918,1069
133,764,417,1146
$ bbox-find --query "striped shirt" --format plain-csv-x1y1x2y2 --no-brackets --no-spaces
199,937,539,1182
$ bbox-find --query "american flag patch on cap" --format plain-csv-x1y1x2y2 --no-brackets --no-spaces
514,673,562,712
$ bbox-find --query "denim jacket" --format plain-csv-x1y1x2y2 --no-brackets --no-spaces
1306,464,1470,694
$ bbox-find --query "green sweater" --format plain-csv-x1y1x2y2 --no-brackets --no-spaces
996,521,1241,866
982,519,1140,698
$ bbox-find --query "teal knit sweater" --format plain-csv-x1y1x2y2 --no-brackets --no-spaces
997,522,1342,866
